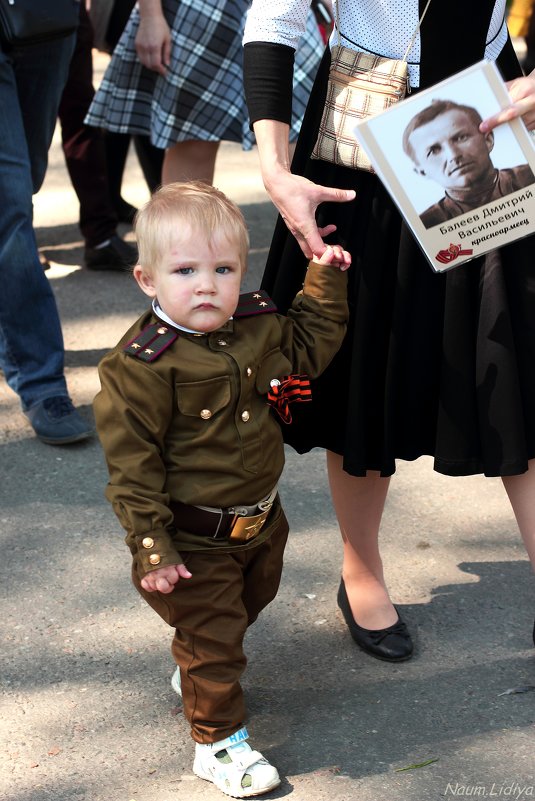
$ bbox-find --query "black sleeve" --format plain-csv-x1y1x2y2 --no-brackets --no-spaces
243,41,295,126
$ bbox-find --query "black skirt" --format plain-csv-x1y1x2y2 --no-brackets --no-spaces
262,6,535,478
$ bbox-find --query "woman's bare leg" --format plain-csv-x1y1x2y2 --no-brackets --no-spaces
501,459,535,570
162,140,220,185
162,139,291,187
327,450,398,629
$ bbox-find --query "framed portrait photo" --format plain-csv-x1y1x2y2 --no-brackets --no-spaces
353,60,535,272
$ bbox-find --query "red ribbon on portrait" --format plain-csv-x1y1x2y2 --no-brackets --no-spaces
435,243,473,265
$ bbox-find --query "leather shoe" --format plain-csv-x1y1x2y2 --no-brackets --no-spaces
337,578,413,662
25,396,93,445
84,234,137,271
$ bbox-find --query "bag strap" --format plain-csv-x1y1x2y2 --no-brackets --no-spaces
334,0,433,65
401,0,433,63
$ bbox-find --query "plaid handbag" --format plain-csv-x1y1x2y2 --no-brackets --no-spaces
311,46,408,172
311,0,432,173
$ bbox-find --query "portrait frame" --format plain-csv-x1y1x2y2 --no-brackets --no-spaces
353,60,535,272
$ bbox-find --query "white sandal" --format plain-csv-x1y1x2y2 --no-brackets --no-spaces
170,666,182,697
193,726,280,798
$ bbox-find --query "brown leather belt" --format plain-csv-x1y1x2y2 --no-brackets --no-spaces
171,488,277,542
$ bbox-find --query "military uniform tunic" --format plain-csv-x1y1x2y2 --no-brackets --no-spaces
95,262,348,573
93,262,348,744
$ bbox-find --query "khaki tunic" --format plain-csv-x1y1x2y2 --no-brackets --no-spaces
94,262,348,575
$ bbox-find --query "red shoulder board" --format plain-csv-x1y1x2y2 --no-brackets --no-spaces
234,290,277,318
123,322,178,362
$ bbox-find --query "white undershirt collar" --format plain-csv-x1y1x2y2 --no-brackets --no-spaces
152,300,233,335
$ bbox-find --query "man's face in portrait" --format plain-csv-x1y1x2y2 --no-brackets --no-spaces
408,109,495,192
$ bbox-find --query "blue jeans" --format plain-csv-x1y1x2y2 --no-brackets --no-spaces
0,34,76,411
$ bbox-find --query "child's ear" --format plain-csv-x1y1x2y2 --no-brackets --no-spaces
133,264,157,299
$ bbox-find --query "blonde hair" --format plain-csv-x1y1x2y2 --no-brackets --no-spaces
134,181,249,272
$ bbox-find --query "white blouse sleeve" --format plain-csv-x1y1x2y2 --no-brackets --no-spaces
243,0,311,50
244,0,508,90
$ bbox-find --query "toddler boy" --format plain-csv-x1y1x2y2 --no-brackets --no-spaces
93,181,350,798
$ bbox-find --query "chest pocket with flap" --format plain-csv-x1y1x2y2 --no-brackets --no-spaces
176,376,231,419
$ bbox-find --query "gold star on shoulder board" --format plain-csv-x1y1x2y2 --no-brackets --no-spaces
123,322,179,362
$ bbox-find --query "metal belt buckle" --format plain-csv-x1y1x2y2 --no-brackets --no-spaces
229,508,270,542
257,496,274,513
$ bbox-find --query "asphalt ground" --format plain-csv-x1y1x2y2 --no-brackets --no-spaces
1,49,534,801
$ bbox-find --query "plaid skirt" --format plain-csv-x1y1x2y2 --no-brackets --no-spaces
86,0,324,149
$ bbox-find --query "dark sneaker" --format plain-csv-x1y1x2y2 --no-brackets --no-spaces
25,396,94,445
84,234,137,271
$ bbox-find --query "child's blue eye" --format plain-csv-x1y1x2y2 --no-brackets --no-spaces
177,267,193,275
216,265,231,274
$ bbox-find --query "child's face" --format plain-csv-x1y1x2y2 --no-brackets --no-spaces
134,225,243,332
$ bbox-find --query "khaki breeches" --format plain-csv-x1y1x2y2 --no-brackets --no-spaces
132,503,289,743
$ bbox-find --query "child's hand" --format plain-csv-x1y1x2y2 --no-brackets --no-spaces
314,244,352,271
140,563,192,594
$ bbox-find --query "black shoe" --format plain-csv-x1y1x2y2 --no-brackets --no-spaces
25,396,94,445
84,234,137,271
337,578,413,662
114,198,138,225
39,251,51,270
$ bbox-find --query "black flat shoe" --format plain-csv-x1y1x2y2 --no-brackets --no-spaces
337,578,413,662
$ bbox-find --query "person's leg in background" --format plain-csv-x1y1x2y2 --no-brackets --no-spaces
132,134,164,192
103,131,138,223
161,138,294,188
58,2,136,271
101,0,164,217
161,140,220,185
104,130,163,222
0,34,92,444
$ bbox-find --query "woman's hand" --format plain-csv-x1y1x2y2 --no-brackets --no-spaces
265,168,356,259
253,119,356,260
135,1,171,75
480,70,535,133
